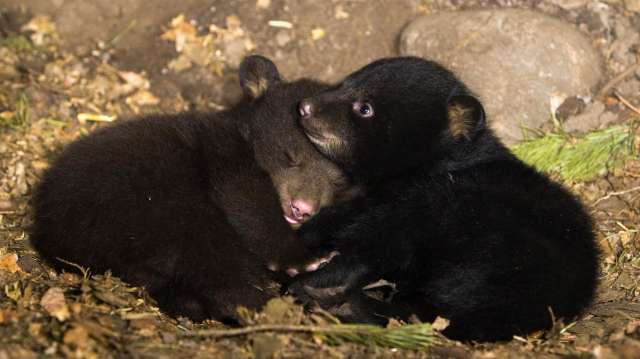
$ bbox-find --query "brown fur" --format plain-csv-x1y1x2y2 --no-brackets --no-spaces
246,77,269,98
448,103,474,139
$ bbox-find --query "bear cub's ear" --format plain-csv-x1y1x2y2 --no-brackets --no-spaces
239,55,282,99
447,95,486,140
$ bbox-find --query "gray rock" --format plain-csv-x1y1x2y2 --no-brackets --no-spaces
399,9,604,144
549,0,590,10
275,31,292,47
563,101,618,133
555,96,587,121
610,17,640,68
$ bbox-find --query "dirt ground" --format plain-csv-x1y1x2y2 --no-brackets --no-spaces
1,0,640,358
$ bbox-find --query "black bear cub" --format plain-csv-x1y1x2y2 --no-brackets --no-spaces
31,56,352,323
290,57,600,342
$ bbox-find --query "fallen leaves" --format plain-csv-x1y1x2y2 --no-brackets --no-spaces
256,0,271,9
40,287,71,321
20,16,58,46
162,14,215,73
432,316,451,332
0,47,20,79
0,253,21,273
63,324,90,349
209,15,257,68
0,309,18,324
62,324,101,359
162,13,256,73
334,5,350,20
4,282,22,302
126,90,160,109
310,28,326,41
129,318,158,337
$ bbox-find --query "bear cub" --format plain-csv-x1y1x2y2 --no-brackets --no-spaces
290,57,600,342
30,55,351,323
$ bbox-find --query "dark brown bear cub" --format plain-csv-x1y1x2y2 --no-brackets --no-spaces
30,56,351,323
289,57,599,342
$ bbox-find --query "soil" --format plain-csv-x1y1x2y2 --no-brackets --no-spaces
1,0,640,358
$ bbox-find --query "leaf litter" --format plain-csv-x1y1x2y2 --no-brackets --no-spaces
1,9,640,359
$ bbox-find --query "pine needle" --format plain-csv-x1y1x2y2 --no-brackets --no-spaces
512,124,636,182
319,322,440,350
184,322,440,351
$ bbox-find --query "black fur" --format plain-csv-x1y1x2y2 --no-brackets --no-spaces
30,56,350,323
290,57,600,342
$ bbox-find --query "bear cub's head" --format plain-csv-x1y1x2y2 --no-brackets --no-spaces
238,55,358,227
297,57,487,182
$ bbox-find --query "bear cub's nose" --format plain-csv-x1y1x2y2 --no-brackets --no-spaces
298,99,314,119
291,199,315,220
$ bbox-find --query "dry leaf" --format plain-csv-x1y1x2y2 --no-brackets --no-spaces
117,71,149,90
311,28,326,41
432,316,450,331
335,5,350,19
40,287,71,321
129,318,158,337
21,16,58,46
4,282,21,301
161,14,199,51
167,54,193,72
63,325,90,349
28,323,43,336
162,14,217,72
0,309,18,324
0,111,15,121
0,253,21,273
256,0,271,9
127,90,160,108
32,161,49,171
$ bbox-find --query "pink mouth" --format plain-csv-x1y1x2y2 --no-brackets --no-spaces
284,215,300,225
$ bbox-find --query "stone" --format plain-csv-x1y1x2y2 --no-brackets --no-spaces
399,9,604,144
549,0,590,10
563,101,619,133
275,30,291,47
556,96,587,121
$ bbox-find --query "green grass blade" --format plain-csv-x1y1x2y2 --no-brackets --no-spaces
512,124,635,182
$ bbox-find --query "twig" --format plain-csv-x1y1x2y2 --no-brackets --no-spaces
512,335,529,343
559,321,577,335
182,324,334,338
56,257,90,279
107,19,137,47
593,186,640,206
597,62,640,99
614,91,640,117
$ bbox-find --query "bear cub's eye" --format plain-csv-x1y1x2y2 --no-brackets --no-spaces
352,101,374,118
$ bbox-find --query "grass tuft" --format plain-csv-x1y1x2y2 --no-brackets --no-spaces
512,124,636,182
0,34,35,52
1,93,30,130
319,322,441,350
186,322,441,351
